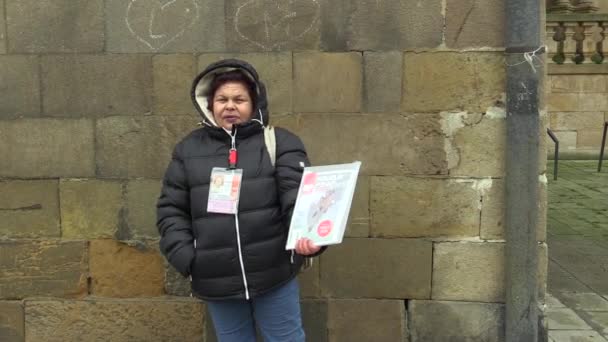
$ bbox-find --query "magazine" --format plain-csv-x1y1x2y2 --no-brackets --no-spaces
285,161,361,250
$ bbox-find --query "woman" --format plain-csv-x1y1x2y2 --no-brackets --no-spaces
157,59,324,342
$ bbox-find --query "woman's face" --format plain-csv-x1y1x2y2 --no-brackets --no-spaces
212,81,253,130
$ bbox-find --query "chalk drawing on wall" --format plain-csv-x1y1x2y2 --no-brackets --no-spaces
235,0,320,50
126,0,200,51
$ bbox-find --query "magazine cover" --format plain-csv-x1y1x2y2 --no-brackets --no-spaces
285,161,361,250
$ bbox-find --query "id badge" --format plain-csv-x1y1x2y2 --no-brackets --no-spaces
207,168,243,214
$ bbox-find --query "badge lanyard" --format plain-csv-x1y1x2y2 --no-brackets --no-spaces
207,125,242,214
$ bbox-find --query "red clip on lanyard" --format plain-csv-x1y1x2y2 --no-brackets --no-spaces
229,148,237,169
228,126,237,169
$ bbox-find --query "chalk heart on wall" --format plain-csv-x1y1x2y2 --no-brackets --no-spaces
235,0,320,50
126,0,200,51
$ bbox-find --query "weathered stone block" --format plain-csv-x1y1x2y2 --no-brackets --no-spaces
538,65,547,112
125,182,161,238
89,240,165,297
105,0,224,53
577,129,604,148
371,177,480,238
328,299,407,342
198,53,293,114
547,93,579,112
579,75,608,93
539,110,549,173
321,238,432,299
273,113,447,176
480,179,547,242
42,55,152,117
60,179,122,239
346,176,369,238
470,56,505,109
0,301,24,342
0,1,5,54
549,75,576,93
579,94,608,112
445,0,505,48
550,75,608,93
293,53,362,113
348,0,442,50
225,0,320,52
25,298,204,342
319,0,350,51
126,179,162,239
538,180,547,243
0,119,95,178
550,112,605,130
409,300,505,342
539,243,548,300
480,179,504,240
0,241,87,299
363,52,403,113
165,262,191,297
432,242,505,302
448,111,507,177
6,0,103,53
301,300,328,342
403,53,505,113
0,56,40,118
0,180,60,238
153,55,197,115
96,116,197,178
298,259,320,298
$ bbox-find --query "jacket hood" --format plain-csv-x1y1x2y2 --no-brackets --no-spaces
191,59,269,129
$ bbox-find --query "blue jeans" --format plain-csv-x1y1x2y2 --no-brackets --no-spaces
206,278,305,342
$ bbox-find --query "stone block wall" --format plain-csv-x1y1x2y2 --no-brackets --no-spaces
0,1,546,341
547,73,608,159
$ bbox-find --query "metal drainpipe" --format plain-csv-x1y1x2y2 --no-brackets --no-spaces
505,0,543,341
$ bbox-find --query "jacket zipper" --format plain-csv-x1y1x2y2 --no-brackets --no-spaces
234,213,250,300
227,126,250,300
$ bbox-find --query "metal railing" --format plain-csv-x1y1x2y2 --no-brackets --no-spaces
547,128,560,180
599,121,608,172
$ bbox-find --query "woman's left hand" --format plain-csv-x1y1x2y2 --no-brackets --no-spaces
295,238,321,256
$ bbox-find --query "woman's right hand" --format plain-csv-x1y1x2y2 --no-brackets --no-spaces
295,238,321,256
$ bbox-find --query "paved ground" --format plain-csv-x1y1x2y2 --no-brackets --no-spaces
546,160,608,341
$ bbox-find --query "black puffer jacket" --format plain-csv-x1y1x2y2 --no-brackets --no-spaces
157,59,315,300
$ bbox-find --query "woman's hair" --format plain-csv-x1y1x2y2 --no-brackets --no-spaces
206,69,257,112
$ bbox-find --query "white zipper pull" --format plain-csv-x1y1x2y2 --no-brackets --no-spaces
230,129,237,150
229,126,238,169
